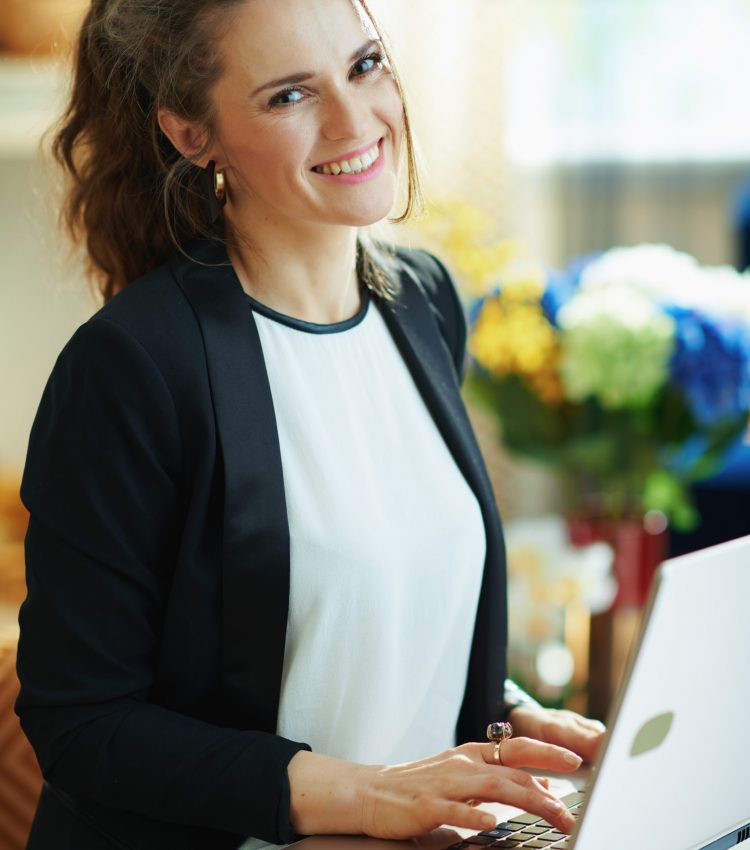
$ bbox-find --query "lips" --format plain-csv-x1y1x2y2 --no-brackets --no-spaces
312,137,383,170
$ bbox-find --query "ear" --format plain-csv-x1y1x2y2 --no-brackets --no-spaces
157,108,213,167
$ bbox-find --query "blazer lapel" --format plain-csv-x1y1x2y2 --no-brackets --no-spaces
174,240,290,731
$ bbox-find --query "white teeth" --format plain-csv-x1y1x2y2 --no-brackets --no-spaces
314,142,381,175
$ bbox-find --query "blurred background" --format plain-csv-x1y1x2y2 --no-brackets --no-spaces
2,0,750,845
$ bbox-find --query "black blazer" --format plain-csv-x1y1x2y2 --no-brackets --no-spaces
16,239,508,850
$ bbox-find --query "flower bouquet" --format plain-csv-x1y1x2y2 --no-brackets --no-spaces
466,244,750,532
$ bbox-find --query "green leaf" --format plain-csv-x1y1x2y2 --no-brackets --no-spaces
685,417,749,484
643,470,699,531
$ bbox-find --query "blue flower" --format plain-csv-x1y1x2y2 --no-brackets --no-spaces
667,306,750,426
540,253,601,326
468,286,500,327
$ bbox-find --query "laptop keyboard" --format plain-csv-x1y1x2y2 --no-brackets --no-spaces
446,791,586,850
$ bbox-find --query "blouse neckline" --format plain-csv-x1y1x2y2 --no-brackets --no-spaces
243,283,370,335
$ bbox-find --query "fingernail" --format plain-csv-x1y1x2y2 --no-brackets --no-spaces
545,798,563,815
564,751,583,766
482,814,496,827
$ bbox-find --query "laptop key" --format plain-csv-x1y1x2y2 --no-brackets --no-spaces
465,837,497,845
490,841,523,848
479,827,514,839
560,792,586,808
496,822,525,832
524,825,550,834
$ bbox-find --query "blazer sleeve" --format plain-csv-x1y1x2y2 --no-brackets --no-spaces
15,317,309,843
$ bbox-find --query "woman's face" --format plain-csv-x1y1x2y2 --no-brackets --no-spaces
208,0,405,232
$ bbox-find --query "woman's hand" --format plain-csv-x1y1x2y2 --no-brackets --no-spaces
508,706,607,764
357,738,582,840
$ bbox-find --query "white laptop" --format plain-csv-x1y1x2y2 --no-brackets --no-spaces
284,533,750,850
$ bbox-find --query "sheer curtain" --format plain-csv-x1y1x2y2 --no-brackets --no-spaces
375,0,750,265
374,0,519,232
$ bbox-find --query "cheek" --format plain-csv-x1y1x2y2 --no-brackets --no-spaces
379,81,406,138
227,124,313,184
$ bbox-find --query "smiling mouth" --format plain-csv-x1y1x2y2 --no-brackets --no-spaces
312,139,383,176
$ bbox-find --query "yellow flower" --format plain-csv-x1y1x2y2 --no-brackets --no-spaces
407,197,565,404
499,260,548,303
409,198,521,297
469,293,563,404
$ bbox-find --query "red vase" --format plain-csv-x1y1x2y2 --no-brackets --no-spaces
566,514,669,610
565,514,670,720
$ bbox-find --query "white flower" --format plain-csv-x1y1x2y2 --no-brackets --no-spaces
559,282,667,331
581,244,698,293
504,515,617,616
579,244,750,323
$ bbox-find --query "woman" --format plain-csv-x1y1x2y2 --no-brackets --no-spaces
15,0,606,847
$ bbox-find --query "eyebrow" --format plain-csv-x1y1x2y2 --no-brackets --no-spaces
250,39,381,97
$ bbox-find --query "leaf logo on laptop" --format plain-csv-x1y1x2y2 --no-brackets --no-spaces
630,711,674,757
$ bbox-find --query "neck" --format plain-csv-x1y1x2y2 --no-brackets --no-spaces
225,211,362,325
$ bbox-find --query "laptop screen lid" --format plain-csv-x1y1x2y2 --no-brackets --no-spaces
281,536,750,850
572,533,750,850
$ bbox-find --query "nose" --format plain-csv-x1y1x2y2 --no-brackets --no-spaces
321,87,370,142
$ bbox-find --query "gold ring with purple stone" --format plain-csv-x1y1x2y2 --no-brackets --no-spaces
487,721,513,764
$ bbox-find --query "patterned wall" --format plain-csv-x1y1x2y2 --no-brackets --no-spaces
0,642,42,850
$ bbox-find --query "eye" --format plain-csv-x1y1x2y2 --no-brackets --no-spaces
352,52,385,77
267,51,387,109
268,87,306,108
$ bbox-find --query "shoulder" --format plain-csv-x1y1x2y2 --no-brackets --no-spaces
393,246,465,333
64,248,211,399
392,245,468,382
93,252,200,356
393,245,457,303
25,256,203,503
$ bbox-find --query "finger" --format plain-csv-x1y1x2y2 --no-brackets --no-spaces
572,711,606,730
564,720,607,762
434,799,505,834
457,769,553,806
482,738,583,772
451,771,576,835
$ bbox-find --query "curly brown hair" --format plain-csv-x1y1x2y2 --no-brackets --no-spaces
53,0,423,303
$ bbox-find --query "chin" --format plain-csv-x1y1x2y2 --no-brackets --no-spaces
340,196,399,228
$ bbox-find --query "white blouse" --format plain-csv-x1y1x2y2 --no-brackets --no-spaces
249,283,486,765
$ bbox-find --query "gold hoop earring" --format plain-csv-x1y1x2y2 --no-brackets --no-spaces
214,168,226,202
204,160,227,226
